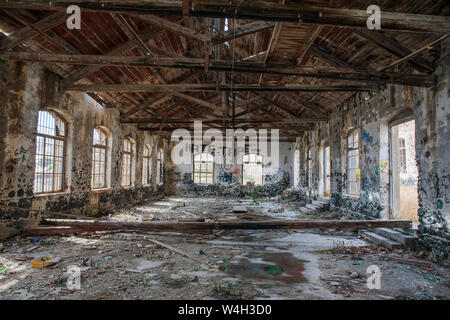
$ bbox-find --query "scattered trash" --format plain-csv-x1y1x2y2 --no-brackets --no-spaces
32,256,61,268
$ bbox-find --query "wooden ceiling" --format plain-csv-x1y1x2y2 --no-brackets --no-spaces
0,0,449,137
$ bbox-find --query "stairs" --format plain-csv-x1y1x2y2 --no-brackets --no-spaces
359,227,418,250
299,198,330,214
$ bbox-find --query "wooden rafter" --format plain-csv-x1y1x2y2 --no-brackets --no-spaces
122,118,327,124
211,21,275,45
131,14,208,43
0,11,66,50
352,29,434,73
63,83,379,93
1,1,449,33
1,52,434,86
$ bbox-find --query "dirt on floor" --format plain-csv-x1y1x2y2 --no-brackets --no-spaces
0,197,448,300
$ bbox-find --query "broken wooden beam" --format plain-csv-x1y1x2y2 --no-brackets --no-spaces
41,219,216,234
27,218,413,236
215,219,412,230
22,226,87,236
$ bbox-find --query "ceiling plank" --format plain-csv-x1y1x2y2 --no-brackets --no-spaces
0,11,66,50
295,25,323,65
131,14,209,43
61,18,186,85
352,29,434,73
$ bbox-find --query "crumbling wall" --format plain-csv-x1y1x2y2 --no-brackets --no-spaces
0,62,164,239
296,44,449,258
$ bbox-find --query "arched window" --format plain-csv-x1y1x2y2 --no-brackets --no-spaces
307,148,313,188
156,149,163,185
92,128,107,189
243,153,263,186
347,129,360,195
121,138,133,186
34,110,66,194
193,153,214,184
143,144,152,185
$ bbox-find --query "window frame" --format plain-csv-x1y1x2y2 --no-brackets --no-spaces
307,148,313,188
193,152,214,185
399,138,407,174
346,129,360,196
91,127,108,189
121,138,133,187
34,110,66,195
157,149,163,185
142,144,152,186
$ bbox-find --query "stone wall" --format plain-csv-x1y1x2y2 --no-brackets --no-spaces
0,61,165,239
295,44,449,258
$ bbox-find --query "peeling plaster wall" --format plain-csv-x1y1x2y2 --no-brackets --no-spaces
295,45,449,258
0,62,164,239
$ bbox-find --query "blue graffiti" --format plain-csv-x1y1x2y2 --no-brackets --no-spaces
218,172,233,184
362,130,373,145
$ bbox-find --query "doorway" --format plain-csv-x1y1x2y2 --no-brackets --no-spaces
319,146,331,198
294,150,300,188
323,146,331,198
390,119,419,223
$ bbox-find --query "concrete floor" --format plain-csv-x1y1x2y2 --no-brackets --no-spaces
0,197,448,300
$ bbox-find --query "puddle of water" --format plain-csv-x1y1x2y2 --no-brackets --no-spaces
226,252,308,284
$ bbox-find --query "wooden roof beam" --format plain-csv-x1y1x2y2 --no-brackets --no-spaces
211,21,275,45
63,83,379,93
2,1,449,33
123,118,327,124
1,52,433,86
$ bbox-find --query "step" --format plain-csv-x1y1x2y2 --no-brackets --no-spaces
394,227,417,237
359,230,403,250
317,197,331,203
372,228,417,248
312,200,329,207
299,207,316,214
306,203,323,211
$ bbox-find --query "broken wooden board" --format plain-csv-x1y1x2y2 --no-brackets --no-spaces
22,218,413,236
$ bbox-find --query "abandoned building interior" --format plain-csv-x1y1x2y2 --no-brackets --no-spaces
0,1,449,301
